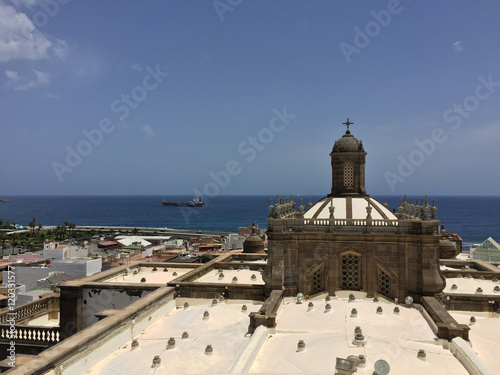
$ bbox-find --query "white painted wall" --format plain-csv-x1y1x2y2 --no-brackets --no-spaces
51,258,102,277
224,233,244,251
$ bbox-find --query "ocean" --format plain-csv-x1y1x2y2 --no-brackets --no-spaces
0,195,499,248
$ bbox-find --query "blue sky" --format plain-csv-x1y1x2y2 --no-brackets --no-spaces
1,0,499,196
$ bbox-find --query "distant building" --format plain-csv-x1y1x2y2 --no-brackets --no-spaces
43,241,98,260
16,290,53,306
115,236,152,247
36,273,77,290
50,258,102,277
223,233,245,251
471,237,500,262
2,266,52,292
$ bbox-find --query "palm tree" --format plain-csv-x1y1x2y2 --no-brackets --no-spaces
55,226,63,240
38,223,42,237
29,220,36,237
69,223,76,237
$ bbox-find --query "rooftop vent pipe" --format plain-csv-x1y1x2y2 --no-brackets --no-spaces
167,337,175,349
297,340,306,352
152,355,161,368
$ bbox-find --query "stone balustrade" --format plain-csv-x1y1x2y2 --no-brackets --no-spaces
0,293,59,325
0,324,60,344
303,218,399,227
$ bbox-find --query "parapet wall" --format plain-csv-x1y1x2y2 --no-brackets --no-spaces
421,296,470,341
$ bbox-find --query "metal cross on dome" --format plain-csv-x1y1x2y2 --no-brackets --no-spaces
343,118,353,133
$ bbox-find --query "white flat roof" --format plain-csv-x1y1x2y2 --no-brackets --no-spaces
194,269,265,285
249,296,467,374
83,295,469,374
444,277,500,295
116,236,152,247
450,310,500,374
101,266,192,284
84,299,263,375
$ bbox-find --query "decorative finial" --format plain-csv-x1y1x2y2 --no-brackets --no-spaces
366,200,372,220
298,198,305,217
268,198,274,217
431,198,437,218
343,117,353,134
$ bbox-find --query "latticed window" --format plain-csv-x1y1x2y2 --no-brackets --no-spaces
344,163,354,186
341,253,361,290
310,265,324,295
378,268,391,297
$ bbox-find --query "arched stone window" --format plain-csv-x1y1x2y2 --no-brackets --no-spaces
344,163,354,186
341,253,361,290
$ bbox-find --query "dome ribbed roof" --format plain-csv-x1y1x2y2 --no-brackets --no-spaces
244,233,263,244
332,132,365,153
304,197,397,221
243,225,265,253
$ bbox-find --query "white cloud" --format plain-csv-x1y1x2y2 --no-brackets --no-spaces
5,69,50,90
0,3,68,62
452,41,463,53
43,91,60,100
142,125,155,137
52,38,68,60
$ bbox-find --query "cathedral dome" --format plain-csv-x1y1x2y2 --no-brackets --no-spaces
304,196,397,221
332,132,365,153
243,224,265,254
439,238,457,259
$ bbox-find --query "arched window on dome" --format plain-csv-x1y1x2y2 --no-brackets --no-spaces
344,163,354,187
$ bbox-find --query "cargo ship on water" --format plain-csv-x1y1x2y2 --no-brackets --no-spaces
162,197,205,207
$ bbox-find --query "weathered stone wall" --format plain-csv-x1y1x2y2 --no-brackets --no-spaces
266,228,444,302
